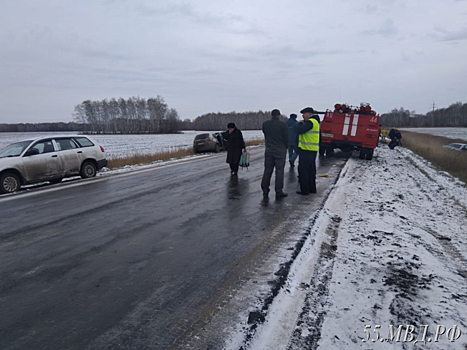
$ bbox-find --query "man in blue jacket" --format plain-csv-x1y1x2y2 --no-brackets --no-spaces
286,114,299,167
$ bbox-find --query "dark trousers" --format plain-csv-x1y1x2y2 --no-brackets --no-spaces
229,163,239,173
298,149,317,193
261,153,286,194
288,145,298,164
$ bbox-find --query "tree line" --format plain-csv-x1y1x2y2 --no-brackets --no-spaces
0,122,82,132
380,102,467,127
3,101,465,133
193,111,287,131
72,96,181,133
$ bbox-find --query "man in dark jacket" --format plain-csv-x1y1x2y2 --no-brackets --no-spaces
223,123,246,175
395,130,402,146
287,114,299,167
388,128,402,149
261,109,289,199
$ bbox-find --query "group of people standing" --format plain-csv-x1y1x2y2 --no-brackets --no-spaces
223,107,320,200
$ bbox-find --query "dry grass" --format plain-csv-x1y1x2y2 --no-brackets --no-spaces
106,138,265,169
107,148,195,168
245,139,265,147
401,130,467,184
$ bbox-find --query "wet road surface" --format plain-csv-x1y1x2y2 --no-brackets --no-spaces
0,147,347,350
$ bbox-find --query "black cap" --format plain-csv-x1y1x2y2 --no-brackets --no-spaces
290,114,297,119
227,123,236,129
271,109,281,117
300,107,314,114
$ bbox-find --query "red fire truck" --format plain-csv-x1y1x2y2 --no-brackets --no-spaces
320,103,380,160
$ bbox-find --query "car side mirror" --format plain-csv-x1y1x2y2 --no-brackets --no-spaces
25,148,39,156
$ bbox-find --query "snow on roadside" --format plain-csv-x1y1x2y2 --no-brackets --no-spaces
250,145,467,349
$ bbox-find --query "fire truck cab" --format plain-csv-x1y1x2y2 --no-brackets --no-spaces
320,103,380,160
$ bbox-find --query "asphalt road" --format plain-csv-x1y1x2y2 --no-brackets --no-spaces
0,146,347,350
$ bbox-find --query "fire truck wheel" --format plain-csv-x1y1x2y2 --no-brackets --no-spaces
359,151,365,159
365,149,374,160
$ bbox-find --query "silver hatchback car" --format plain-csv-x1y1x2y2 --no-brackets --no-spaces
0,135,108,194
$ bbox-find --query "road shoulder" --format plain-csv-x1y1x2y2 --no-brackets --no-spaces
251,146,467,349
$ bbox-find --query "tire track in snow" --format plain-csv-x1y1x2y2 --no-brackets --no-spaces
286,215,342,350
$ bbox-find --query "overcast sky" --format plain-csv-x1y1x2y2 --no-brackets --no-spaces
1,0,466,123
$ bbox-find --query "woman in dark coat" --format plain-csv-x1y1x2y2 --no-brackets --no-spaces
223,122,246,175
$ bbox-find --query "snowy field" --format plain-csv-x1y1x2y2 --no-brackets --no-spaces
0,130,264,159
400,127,467,141
227,146,467,349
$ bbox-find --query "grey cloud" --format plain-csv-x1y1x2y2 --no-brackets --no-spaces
133,2,197,19
364,5,378,14
202,45,341,64
361,19,397,37
272,46,341,59
436,26,467,41
1,1,466,123
355,0,395,15
132,2,264,36
81,62,218,87
81,49,131,62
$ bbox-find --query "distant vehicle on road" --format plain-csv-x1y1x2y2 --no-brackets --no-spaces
443,143,467,151
193,133,228,153
0,135,107,194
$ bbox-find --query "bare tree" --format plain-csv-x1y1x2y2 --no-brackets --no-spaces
72,96,181,134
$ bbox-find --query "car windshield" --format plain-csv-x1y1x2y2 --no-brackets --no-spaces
0,140,33,158
195,134,209,140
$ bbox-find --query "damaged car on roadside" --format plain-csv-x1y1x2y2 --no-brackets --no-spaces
0,135,107,194
193,132,228,153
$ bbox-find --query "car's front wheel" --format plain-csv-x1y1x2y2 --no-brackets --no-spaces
0,172,21,194
80,161,97,178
